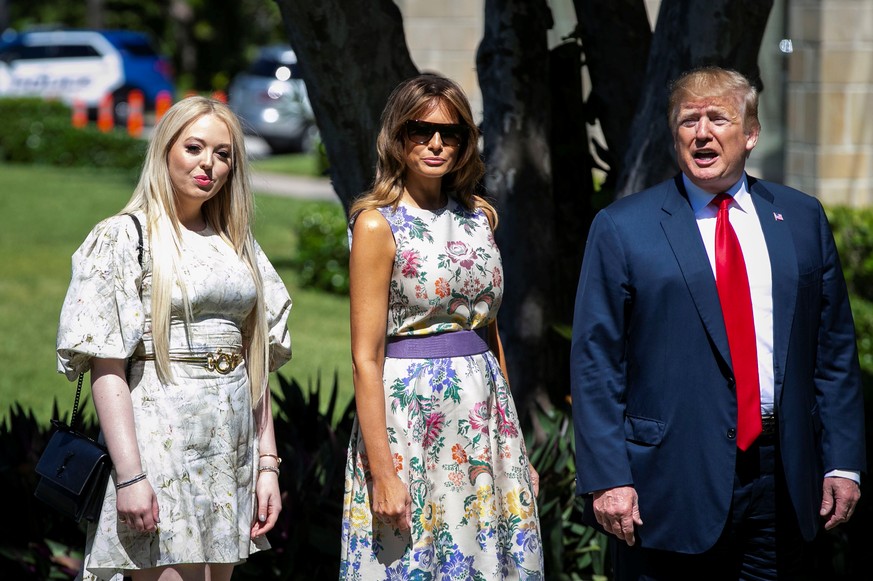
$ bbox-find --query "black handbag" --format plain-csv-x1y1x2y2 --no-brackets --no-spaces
34,213,144,522
34,373,112,522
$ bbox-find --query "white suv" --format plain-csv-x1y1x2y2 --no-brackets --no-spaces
0,29,174,117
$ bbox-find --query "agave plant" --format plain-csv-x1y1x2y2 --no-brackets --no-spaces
235,371,354,579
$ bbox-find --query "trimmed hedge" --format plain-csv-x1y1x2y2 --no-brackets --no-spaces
0,98,145,170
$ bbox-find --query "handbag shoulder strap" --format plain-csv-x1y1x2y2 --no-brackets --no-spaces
128,213,144,267
70,213,144,430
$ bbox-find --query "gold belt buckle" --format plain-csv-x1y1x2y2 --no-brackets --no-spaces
206,350,239,375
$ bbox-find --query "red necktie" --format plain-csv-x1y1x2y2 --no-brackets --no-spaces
713,193,762,451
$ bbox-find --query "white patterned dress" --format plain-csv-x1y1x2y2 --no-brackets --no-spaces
340,198,544,580
56,212,292,580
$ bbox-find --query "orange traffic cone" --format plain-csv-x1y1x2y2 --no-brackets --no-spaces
71,99,87,128
97,94,114,132
127,89,145,137
155,90,173,123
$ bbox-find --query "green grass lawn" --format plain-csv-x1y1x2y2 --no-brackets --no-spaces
0,163,352,423
251,151,325,177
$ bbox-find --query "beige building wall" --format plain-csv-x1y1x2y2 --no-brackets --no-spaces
396,0,577,122
396,0,485,119
785,0,873,206
394,1,873,209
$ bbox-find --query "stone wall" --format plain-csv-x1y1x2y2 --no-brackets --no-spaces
786,0,873,206
396,0,485,119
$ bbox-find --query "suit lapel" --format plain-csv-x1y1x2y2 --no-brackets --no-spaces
748,177,797,398
660,176,733,366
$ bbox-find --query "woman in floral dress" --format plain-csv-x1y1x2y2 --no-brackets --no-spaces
340,74,543,579
57,97,292,580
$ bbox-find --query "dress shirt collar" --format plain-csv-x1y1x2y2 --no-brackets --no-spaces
683,173,753,216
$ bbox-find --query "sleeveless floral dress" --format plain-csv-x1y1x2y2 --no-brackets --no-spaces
340,198,544,580
56,213,292,580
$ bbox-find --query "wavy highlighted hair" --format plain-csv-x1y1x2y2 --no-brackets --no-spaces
120,96,270,405
349,73,496,228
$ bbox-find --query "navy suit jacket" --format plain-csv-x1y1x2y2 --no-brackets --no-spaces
570,174,866,553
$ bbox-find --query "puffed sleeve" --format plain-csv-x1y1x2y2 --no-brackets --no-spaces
57,215,145,380
254,239,292,371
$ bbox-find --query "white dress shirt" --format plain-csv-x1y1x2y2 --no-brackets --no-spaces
685,174,774,415
684,173,858,484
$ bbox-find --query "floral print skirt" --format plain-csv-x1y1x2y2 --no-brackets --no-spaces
340,351,544,580
81,355,267,581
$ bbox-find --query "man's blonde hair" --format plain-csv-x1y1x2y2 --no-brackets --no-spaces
668,67,760,135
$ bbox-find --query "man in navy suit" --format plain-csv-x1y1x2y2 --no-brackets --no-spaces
570,66,865,579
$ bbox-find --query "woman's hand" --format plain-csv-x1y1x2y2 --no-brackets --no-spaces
371,474,412,531
529,463,541,497
116,478,160,533
251,471,282,538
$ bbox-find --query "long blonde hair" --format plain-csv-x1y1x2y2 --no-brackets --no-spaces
349,74,496,228
120,96,270,405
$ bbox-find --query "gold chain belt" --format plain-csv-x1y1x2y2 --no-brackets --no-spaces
136,350,243,375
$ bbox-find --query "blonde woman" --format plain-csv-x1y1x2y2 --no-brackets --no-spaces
57,96,292,580
340,74,544,579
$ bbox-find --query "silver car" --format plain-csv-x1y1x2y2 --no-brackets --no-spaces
228,45,318,154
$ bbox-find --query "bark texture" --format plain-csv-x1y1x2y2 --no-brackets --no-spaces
575,0,651,185
274,0,418,212
477,0,559,409
615,0,774,197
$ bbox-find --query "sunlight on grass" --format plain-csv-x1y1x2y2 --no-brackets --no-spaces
251,152,324,177
0,163,351,423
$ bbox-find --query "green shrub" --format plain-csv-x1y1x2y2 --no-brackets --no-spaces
0,402,92,579
827,205,873,303
826,205,873,377
293,205,350,295
0,98,145,171
237,372,353,579
525,403,608,580
0,374,353,580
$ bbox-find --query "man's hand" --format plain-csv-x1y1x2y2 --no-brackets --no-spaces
820,476,861,530
593,486,644,546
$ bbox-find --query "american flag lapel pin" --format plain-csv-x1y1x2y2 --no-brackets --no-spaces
773,212,784,221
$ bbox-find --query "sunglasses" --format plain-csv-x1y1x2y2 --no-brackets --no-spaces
405,120,467,147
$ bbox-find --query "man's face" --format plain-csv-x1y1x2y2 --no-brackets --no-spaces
673,94,759,194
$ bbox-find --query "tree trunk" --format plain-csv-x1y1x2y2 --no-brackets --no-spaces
549,38,595,406
274,0,418,213
574,0,651,188
169,0,197,82
615,0,774,198
477,0,559,413
85,0,104,29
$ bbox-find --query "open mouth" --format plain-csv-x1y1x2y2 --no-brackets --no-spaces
693,151,718,164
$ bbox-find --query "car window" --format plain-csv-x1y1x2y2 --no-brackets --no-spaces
57,44,102,58
13,44,102,60
115,39,158,57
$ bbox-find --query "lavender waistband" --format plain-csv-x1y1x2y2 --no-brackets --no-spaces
385,329,489,359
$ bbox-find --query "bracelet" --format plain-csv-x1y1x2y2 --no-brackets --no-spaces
258,465,280,477
259,453,282,465
116,472,147,490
